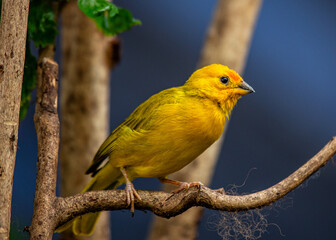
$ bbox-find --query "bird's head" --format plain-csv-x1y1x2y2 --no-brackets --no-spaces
185,64,254,114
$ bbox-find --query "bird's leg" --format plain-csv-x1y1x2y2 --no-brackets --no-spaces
120,167,141,214
158,177,203,193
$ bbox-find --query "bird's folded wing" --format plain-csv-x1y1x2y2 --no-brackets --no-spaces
85,87,184,176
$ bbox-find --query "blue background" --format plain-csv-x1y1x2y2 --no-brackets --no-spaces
12,0,336,239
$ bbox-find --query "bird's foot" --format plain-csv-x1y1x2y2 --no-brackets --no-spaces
158,177,204,193
121,167,141,215
125,181,141,215
171,181,204,193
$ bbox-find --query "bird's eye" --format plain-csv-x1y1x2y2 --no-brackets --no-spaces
220,76,229,85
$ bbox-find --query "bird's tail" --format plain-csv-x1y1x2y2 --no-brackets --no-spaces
55,164,123,235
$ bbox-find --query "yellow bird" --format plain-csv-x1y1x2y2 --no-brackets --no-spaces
57,64,254,235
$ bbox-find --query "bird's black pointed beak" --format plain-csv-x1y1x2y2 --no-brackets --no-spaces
238,81,255,94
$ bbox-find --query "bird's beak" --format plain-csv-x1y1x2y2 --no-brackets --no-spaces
237,81,255,95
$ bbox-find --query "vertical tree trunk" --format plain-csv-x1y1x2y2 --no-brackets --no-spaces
0,1,29,239
60,1,116,239
148,0,262,239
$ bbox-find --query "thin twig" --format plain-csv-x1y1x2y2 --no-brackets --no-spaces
54,137,336,229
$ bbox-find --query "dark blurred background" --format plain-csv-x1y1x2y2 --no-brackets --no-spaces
12,0,336,239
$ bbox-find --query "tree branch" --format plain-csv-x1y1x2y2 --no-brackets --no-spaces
55,136,336,229
30,58,59,240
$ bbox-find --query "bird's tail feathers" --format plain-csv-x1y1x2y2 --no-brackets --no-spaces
55,164,122,235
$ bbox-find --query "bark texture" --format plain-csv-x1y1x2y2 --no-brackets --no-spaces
30,58,59,240
54,137,336,228
0,1,29,239
60,1,116,239
148,0,262,239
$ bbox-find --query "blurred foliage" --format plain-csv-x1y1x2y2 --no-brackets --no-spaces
78,0,141,35
28,0,58,48
0,0,140,120
20,39,37,121
19,0,57,120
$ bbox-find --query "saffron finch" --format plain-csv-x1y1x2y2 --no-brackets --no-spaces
57,64,254,235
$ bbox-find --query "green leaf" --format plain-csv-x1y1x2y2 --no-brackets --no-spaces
28,0,58,47
78,0,141,36
20,39,37,121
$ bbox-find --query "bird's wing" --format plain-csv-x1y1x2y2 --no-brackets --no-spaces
85,87,184,176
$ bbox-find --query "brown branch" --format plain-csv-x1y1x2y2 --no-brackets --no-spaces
29,3,59,239
29,58,59,240
54,137,336,229
0,1,30,239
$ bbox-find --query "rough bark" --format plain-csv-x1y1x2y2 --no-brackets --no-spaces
54,137,336,228
148,0,263,239
29,58,59,240
60,1,117,239
0,1,29,239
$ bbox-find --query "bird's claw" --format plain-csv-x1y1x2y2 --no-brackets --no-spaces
125,182,141,215
172,181,203,193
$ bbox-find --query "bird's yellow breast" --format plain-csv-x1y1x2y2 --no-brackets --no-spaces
113,93,227,179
